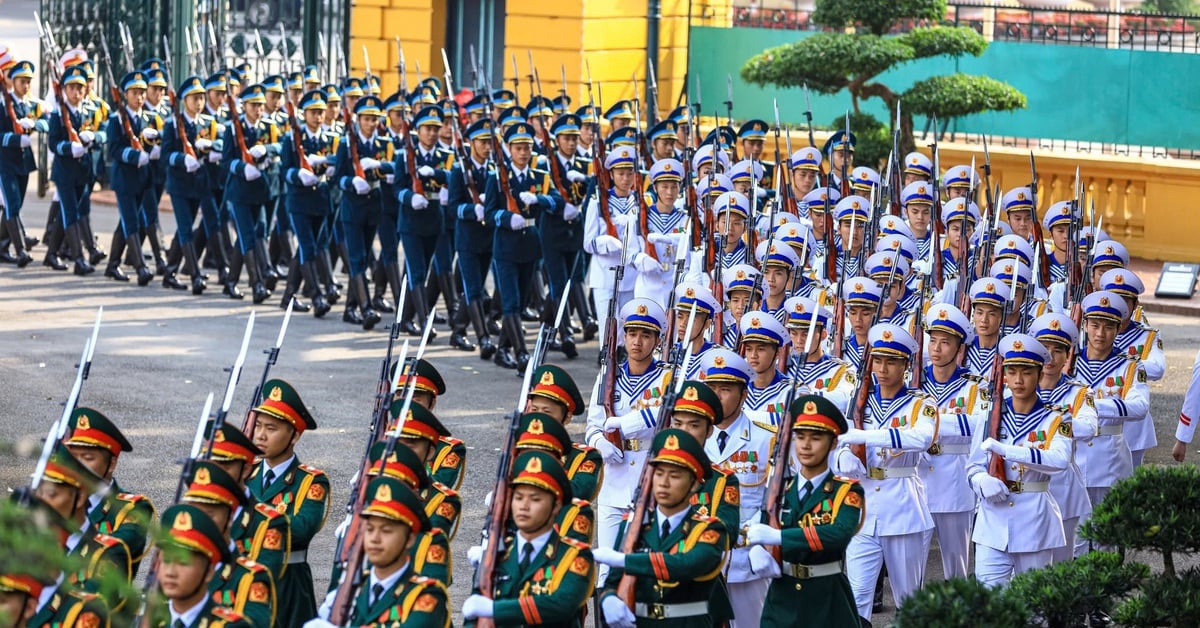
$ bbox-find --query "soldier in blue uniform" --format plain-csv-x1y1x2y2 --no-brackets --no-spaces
484,121,565,371
538,112,591,359
102,70,157,285
447,117,499,358
0,59,42,268
136,66,170,279
222,83,282,303
334,95,395,330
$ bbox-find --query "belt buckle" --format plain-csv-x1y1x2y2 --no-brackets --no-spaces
868,467,886,480
649,604,666,620
927,443,942,455
625,439,640,452
1006,480,1022,493
792,564,811,579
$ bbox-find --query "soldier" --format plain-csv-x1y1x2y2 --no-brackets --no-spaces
484,121,564,371
901,181,935,262
1042,201,1073,284
864,250,915,332
246,379,330,626
672,282,721,379
222,83,282,303
916,303,984,580
832,196,869,278
508,413,597,544
720,263,760,349
62,407,156,578
633,157,690,309
839,277,883,372
146,505,252,627
712,191,751,267
802,188,840,265
47,65,100,275
161,75,221,294
586,298,672,581
138,66,171,278
0,567,58,628
309,478,450,628
583,144,642,347
902,152,932,186
786,147,822,216
447,118,499,357
539,112,590,359
740,312,793,427
646,119,678,162
935,198,980,291
0,59,42,268
523,363,599,502
755,240,802,323
968,334,1071,586
594,429,728,628
823,130,855,191
334,95,394,330
1101,268,1165,466
745,395,865,628
1000,186,1036,241
942,165,973,200
964,278,1011,378
784,295,855,413
279,89,337,317
461,450,594,626
832,323,936,625
179,462,277,627
385,398,464,497
102,70,157,285
390,359,467,491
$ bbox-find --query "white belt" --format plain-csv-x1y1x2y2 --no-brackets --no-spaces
868,466,917,480
523,219,537,230
1097,424,1124,436
1006,480,1049,493
782,561,842,579
288,549,308,564
634,601,708,619
929,443,970,455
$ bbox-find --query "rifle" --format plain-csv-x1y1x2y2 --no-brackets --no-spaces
99,31,144,154
362,45,372,83
285,100,310,171
396,38,408,98
0,52,24,140
1028,152,1052,289
224,87,257,165
343,106,367,181
981,135,997,231
724,74,737,161
846,242,902,461
118,22,136,74
658,217,695,356
253,29,267,79
205,312,256,457
486,114,518,215
585,74,619,238
510,54,521,102
828,212,859,360
774,99,797,217
910,274,928,388
839,112,851,197
929,119,944,290
630,83,659,266
596,195,640,450
170,65,198,161
243,300,295,436
802,83,816,148
985,294,1016,482
531,61,569,200
442,49,483,207
36,17,80,146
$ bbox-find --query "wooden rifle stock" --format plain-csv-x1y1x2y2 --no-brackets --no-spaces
846,348,873,463
342,107,366,180
539,123,570,199
475,409,524,628
591,135,618,236
111,84,144,153
400,112,423,195
489,132,520,214
285,101,310,171
225,91,256,164
985,349,1007,481
0,73,24,138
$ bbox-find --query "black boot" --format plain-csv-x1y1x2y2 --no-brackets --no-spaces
424,271,447,325
244,247,271,304
147,223,168,275
64,223,94,275
559,315,578,359
509,314,531,373
104,230,129,281
42,212,68,270
5,217,33,268
438,271,461,327
371,261,394,313
318,250,341,304
255,239,278,292
301,261,330,318
214,225,237,285
570,281,599,342
467,300,496,360
133,243,154,286
183,241,206,295
279,259,311,312
224,247,245,299
449,302,476,351
492,315,519,370
351,274,381,331
79,215,106,265
408,283,437,340
342,289,364,325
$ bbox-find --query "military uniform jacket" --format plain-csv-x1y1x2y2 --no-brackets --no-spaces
106,105,157,193
1070,350,1148,488
557,497,597,545
1114,321,1164,452
538,151,590,253
68,527,133,612
745,371,794,428
705,411,775,583
429,437,467,492
222,115,281,205
208,555,276,628
281,125,338,215
231,502,291,582
394,142,453,235
601,509,727,626
424,482,462,541
787,354,855,415
582,190,640,291
49,104,100,184
635,203,694,309
565,444,603,503
831,385,936,536
963,338,999,379
348,570,450,628
469,531,594,628
30,588,111,628
763,474,864,628
335,130,395,216
967,398,1070,553
87,481,155,575
484,162,565,263
585,360,672,508
918,367,986,514
247,458,331,558
1040,376,1097,522
0,92,40,174
447,155,495,251
163,111,219,198
150,597,253,627
692,465,741,545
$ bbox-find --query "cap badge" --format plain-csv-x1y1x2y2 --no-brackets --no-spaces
683,386,699,401
77,415,91,430
713,356,726,367
173,511,193,532
540,371,555,386
377,483,392,502
196,467,211,484
803,401,818,415
882,330,893,341
525,456,543,474
268,387,283,402
529,419,544,435
665,434,681,451
1013,340,1024,351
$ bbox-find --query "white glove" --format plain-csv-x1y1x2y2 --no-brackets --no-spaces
352,176,370,195
562,203,581,221
519,191,539,207
566,169,587,183
974,474,1010,503
149,145,162,160
183,155,201,173
612,212,634,228
633,252,660,274
249,144,268,159
594,437,623,464
911,260,931,276
17,118,35,131
438,187,449,205
839,428,870,446
303,620,337,628
243,164,261,181
78,130,95,145
194,138,213,151
297,168,319,186
141,127,159,141
647,232,675,246
834,448,866,478
461,594,494,620
749,545,782,578
755,186,768,198
137,151,150,167
478,193,486,204
474,203,486,222
208,150,222,163
417,165,435,178
34,119,49,133
592,547,626,568
509,213,527,230
595,234,622,256
19,135,31,148
308,154,327,167
385,174,395,185
359,157,381,171
602,596,637,628
411,193,429,210
467,544,485,569
746,523,783,547
333,513,353,539
981,438,1025,461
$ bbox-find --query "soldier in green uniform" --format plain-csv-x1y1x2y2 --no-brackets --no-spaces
146,504,252,627
246,379,330,626
513,413,596,544
593,429,728,628
391,358,467,491
180,461,277,627
524,364,602,502
462,450,595,627
386,399,462,495
745,395,864,628
0,569,47,628
308,477,451,628
62,407,156,577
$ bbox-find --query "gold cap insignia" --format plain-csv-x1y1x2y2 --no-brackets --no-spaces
794,303,805,313
214,430,226,442
1013,340,1024,351
854,282,864,291
196,468,211,484
637,304,648,315
1005,264,1013,274
526,456,543,474
937,308,948,320
750,317,761,327
803,401,818,414
851,201,861,210
665,434,680,450
1049,318,1061,330
910,157,919,164
736,270,746,279
1099,297,1110,307
683,386,699,401
377,483,392,502
820,193,827,200
714,356,726,367
529,419,544,435
882,257,893,267
882,330,893,341
1105,246,1114,255
1017,192,1026,201
958,169,967,177
664,163,673,171
1115,274,1125,284
77,415,90,430
985,282,996,293
268,387,283,402
918,185,926,194
174,511,193,532
788,228,797,237
540,371,555,386
686,287,695,298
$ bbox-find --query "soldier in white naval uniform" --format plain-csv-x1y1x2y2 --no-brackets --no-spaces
633,158,693,309
698,348,776,628
1031,312,1097,561
783,294,855,415
1100,268,1165,467
585,298,672,582
1172,347,1200,462
741,312,793,427
832,323,936,625
968,334,1070,587
672,281,722,380
916,303,985,580
583,145,642,334
963,277,1011,379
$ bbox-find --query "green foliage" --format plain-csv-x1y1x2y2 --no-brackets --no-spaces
1135,0,1198,15
830,112,890,171
740,34,912,92
895,576,1029,628
902,73,1027,118
812,0,948,36
899,26,988,59
1007,551,1148,626
1081,464,1200,578
1113,568,1200,627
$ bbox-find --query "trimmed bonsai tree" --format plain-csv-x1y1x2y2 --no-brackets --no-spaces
894,576,1029,627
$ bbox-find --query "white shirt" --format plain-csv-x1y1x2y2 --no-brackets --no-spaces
516,529,553,564
797,468,831,492
261,456,295,488
654,507,689,538
367,561,409,603
169,598,206,627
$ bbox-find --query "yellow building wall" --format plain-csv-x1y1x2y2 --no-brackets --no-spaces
349,0,446,95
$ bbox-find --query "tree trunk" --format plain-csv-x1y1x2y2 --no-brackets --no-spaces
900,112,917,158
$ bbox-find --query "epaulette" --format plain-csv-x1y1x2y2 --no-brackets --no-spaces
690,514,720,525
1122,352,1139,362
751,420,778,434
236,556,268,573
909,390,933,400
115,492,146,503
411,575,438,586
964,374,988,385
1065,378,1088,388
297,463,326,477
441,436,464,446
1052,404,1071,415
573,442,597,453
531,166,549,175
710,464,735,477
833,475,860,485
431,481,457,497
560,536,591,550
93,533,123,549
570,497,592,508
253,503,285,520
212,606,246,622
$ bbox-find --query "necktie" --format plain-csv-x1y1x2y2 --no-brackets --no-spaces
799,480,814,503
519,542,534,572
172,620,186,628
661,518,671,539
371,583,384,606
263,469,275,490
717,431,729,454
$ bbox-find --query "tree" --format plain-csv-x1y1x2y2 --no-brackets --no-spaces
894,576,1029,628
1007,551,1147,628
1136,0,1198,15
740,0,1026,156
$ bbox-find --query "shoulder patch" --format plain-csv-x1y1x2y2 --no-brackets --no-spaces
751,420,778,434
844,491,863,508
723,485,740,506
94,534,122,548
922,405,936,418
442,437,464,446
431,482,458,497
298,463,327,477
1059,421,1073,437
569,555,591,576
574,443,596,453
414,592,440,612
833,475,860,484
115,492,146,502
712,464,734,477
561,536,591,550
307,483,327,501
212,607,245,621
699,529,722,544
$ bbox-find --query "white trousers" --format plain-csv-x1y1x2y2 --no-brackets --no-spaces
727,578,769,628
1053,516,1083,563
595,503,631,584
847,531,931,621
1130,449,1147,467
930,511,974,580
1077,486,1113,555
975,544,1054,588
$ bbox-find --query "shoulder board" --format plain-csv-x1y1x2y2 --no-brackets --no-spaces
909,390,933,400
711,464,735,477
570,497,593,507
115,492,147,503
411,575,437,585
1052,404,1071,415
297,463,326,477
751,420,778,434
964,374,988,384
441,437,464,446
1123,352,1139,362
93,534,122,548
531,167,549,175
235,556,267,573
253,503,285,519
431,481,458,497
833,475,860,485
212,607,246,621
560,536,591,550
690,514,720,525
573,443,596,453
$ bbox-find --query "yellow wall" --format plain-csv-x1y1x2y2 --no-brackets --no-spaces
349,0,445,95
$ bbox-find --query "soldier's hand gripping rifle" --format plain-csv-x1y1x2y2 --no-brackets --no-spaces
204,312,255,457
242,301,295,436
985,294,1016,482
1028,152,1052,289
658,217,694,356
597,200,641,449
100,31,144,153
844,243,902,462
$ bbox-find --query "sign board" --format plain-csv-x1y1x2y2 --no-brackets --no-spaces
1154,263,1200,299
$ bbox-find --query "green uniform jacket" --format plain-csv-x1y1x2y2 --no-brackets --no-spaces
248,458,330,627
148,597,254,627
69,529,132,613
347,571,451,628
29,589,111,628
693,465,738,625
557,498,596,545
424,482,462,541
565,444,603,502
329,528,454,593
601,509,728,628
430,438,466,491
232,501,292,583
761,475,864,628
87,480,156,577
209,555,277,628
467,531,595,628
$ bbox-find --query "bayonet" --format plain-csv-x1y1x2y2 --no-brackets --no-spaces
396,38,407,96
802,83,815,148
363,45,372,80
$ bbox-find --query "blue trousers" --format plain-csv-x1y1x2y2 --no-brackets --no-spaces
1,171,28,220
55,179,88,227
115,189,148,238
542,245,579,310
340,193,380,277
495,258,537,315
400,230,438,290
230,201,267,254
457,246,492,304
432,226,453,274
291,212,327,264
169,194,219,245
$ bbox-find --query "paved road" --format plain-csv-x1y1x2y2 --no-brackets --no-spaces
2,195,1198,628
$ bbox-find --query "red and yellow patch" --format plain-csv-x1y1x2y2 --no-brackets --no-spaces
415,593,438,612
441,453,461,468
264,529,283,550
579,460,597,474
436,502,456,518
572,516,591,535
77,612,101,628
700,529,721,544
724,486,740,506
845,492,863,508
308,484,326,501
249,581,269,603
569,556,590,576
427,545,446,564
